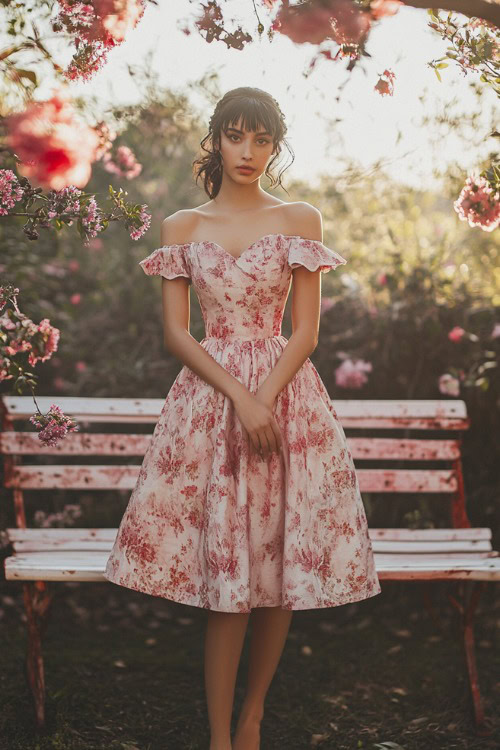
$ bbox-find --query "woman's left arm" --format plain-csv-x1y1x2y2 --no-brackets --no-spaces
256,204,324,407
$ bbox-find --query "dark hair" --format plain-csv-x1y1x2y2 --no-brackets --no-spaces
193,87,294,200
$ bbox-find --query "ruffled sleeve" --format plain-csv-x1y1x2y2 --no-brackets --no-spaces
138,243,192,284
288,236,347,273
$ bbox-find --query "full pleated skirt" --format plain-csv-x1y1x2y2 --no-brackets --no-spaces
103,335,382,612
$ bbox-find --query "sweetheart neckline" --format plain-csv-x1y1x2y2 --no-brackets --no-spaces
159,233,320,263
196,233,304,262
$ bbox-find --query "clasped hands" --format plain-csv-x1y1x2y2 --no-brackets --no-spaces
233,384,282,459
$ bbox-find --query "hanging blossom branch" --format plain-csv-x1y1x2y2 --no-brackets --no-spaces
0,170,151,242
427,11,499,94
0,284,78,446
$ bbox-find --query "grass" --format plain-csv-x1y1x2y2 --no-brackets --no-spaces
0,580,499,750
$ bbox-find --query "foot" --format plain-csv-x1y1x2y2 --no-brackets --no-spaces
233,713,262,750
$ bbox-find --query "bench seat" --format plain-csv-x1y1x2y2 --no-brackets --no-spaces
4,527,500,581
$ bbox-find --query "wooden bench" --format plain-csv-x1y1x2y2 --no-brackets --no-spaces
1,395,499,732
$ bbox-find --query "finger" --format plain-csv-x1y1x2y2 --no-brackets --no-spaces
260,431,272,459
270,419,282,452
263,426,278,455
251,432,262,455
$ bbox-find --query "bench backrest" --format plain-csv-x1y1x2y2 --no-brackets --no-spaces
1,395,471,535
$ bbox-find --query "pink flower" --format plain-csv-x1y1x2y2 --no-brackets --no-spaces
54,1,145,82
29,402,79,446
374,68,396,96
5,92,101,191
272,0,371,46
320,298,335,315
128,203,152,241
102,144,142,179
75,360,87,372
377,272,387,285
0,169,25,215
88,237,104,251
490,323,500,339
438,373,460,397
94,0,146,42
70,293,81,305
334,358,373,389
453,173,500,232
68,259,80,272
369,0,403,19
448,326,466,342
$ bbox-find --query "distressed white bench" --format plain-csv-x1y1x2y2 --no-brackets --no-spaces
1,395,499,731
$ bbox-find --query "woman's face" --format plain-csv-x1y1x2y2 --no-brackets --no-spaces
218,115,275,181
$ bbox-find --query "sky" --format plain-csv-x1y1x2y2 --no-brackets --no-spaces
29,2,500,191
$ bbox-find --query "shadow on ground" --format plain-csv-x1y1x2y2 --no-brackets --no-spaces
0,580,499,750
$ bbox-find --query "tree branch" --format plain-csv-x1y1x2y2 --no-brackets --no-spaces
399,0,500,27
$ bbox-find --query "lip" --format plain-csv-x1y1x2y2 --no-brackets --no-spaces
236,166,255,173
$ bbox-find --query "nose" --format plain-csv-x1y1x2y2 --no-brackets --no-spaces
241,139,254,159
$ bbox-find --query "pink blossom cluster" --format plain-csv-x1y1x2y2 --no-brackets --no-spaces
46,185,84,221
334,358,373,388
438,373,461,397
448,325,465,342
272,0,401,47
0,169,25,215
453,174,500,232
54,0,146,82
5,92,100,191
374,68,396,96
0,309,60,381
29,403,79,447
128,203,152,240
102,145,143,179
81,196,105,241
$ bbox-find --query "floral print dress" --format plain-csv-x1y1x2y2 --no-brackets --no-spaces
103,233,382,612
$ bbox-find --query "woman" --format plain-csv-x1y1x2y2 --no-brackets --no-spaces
104,86,381,750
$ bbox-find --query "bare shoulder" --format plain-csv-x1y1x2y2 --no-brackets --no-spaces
160,209,198,246
285,201,323,242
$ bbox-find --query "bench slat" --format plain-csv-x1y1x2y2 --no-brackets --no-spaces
0,432,152,456
7,527,492,543
5,527,494,555
4,550,500,582
1,396,469,422
4,466,459,492
0,432,464,461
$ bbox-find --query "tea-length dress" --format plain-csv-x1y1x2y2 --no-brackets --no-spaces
103,233,382,612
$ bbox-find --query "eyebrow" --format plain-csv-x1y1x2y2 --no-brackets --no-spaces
225,126,271,136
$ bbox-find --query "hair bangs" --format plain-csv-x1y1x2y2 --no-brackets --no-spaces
221,99,277,141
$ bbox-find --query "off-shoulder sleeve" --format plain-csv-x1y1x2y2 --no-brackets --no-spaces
288,236,347,273
138,243,192,284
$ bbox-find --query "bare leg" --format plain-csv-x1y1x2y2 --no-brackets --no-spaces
233,606,293,750
205,609,251,750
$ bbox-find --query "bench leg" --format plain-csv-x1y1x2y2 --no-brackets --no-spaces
22,581,54,730
447,580,491,734
421,582,446,632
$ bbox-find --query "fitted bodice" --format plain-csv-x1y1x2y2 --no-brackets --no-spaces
139,233,347,340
